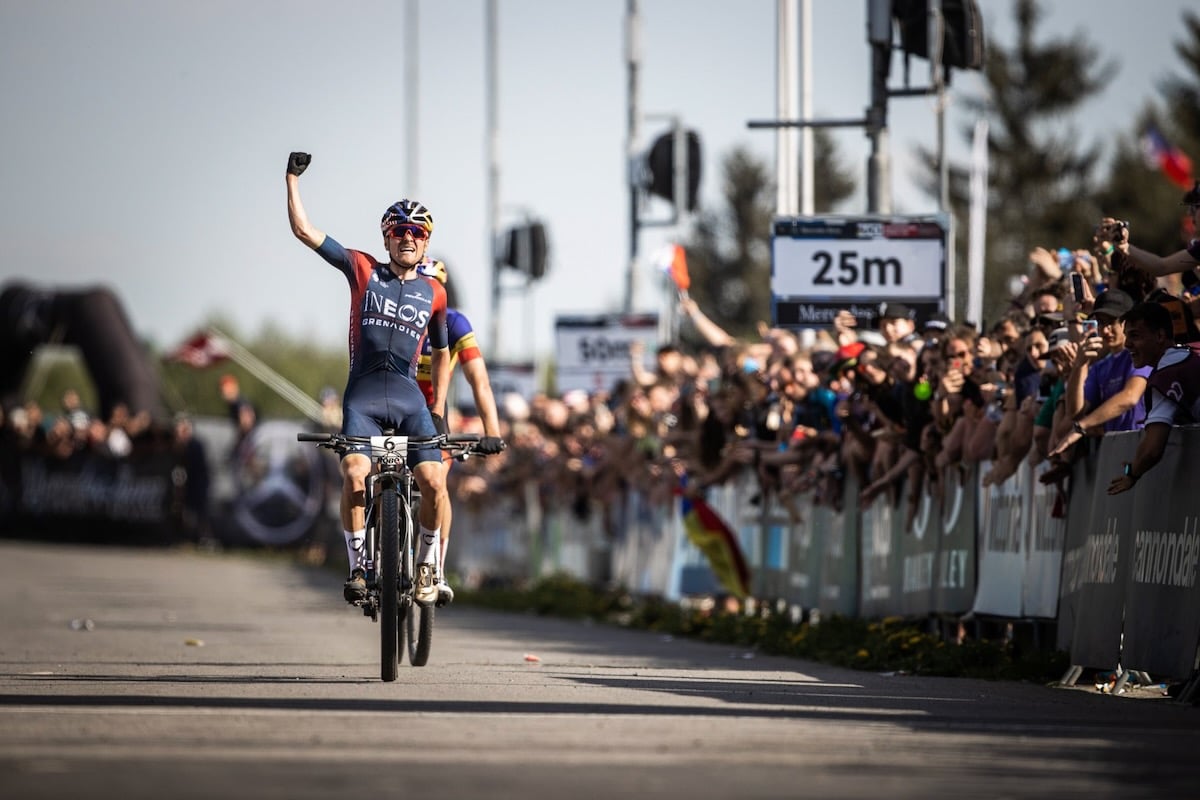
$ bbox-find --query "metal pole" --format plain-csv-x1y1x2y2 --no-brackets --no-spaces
405,0,419,196
776,0,798,217
799,0,814,215
866,0,891,214
624,0,640,313
486,0,502,357
930,0,949,212
672,121,687,223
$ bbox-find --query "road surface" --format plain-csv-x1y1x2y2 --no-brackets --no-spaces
1,539,1197,799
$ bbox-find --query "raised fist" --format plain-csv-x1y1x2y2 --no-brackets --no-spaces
287,152,312,176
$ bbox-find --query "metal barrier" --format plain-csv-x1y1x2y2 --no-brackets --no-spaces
448,428,1200,681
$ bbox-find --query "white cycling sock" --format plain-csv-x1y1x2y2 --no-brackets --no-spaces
344,529,365,573
417,525,440,567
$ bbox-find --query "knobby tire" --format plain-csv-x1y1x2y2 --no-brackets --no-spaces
406,497,434,666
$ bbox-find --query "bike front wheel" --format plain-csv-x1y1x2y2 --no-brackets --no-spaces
379,488,400,682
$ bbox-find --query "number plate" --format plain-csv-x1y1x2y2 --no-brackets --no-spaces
369,435,409,458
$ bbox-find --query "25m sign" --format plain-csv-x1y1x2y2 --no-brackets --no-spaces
772,235,943,299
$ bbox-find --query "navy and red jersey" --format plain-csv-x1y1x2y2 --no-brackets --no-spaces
316,236,448,380
416,308,482,406
314,236,449,457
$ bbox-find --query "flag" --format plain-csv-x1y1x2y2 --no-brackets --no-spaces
654,243,691,294
677,485,751,598
166,330,230,368
1141,125,1194,190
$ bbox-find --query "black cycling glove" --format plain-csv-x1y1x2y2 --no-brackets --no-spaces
477,436,507,455
429,411,448,436
287,152,311,176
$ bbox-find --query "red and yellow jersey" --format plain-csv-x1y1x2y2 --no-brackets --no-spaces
417,307,482,405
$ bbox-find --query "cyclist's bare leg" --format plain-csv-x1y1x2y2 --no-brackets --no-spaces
412,461,447,603
340,454,371,600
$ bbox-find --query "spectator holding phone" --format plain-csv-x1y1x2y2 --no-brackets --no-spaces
1050,289,1150,459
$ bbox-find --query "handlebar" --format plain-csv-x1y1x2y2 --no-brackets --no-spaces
296,431,488,458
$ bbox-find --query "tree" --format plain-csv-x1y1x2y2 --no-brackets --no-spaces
683,130,856,340
1094,11,1200,259
916,0,1114,324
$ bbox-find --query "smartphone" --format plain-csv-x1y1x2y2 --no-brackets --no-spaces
1081,319,1098,337
1058,249,1074,271
1071,273,1084,303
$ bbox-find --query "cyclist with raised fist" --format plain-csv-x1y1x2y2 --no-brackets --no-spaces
286,151,452,607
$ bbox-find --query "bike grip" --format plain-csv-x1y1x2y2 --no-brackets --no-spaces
297,432,330,442
446,433,481,444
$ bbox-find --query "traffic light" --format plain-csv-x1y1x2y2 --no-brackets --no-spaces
646,129,702,212
892,0,984,71
500,221,548,280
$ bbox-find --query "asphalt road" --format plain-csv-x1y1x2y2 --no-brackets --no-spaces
1,539,1197,800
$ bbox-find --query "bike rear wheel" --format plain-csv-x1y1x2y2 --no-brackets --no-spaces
379,488,400,682
405,497,435,666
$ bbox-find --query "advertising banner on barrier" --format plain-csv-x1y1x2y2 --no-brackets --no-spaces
759,495,791,601
6,450,174,537
973,460,1026,617
899,480,938,617
818,482,858,618
783,493,824,610
1026,462,1067,618
1057,452,1101,651
860,495,900,617
1069,432,1139,671
1119,429,1200,679
929,464,977,614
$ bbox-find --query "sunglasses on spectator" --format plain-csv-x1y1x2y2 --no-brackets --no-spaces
386,224,430,241
948,349,970,358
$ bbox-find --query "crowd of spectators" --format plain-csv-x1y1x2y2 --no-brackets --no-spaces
5,194,1198,558
1,391,161,461
444,206,1200,543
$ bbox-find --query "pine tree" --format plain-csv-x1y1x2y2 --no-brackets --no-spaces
1093,11,1200,257
916,0,1114,324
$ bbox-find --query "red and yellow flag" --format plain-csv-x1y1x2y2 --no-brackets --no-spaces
678,488,750,598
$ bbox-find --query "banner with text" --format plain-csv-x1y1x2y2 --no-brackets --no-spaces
554,313,659,395
771,215,948,330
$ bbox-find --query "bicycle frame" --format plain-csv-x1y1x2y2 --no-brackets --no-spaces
360,437,417,616
298,430,481,681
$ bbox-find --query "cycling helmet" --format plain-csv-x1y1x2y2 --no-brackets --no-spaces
380,199,434,236
417,259,448,284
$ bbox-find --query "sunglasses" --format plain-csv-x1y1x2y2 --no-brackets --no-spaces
386,224,430,241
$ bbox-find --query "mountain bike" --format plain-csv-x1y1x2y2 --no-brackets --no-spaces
297,430,483,681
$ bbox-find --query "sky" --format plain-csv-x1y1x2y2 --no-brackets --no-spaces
1,0,1196,370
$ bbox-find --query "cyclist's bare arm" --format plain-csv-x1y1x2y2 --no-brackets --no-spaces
286,157,326,250
461,356,502,437
429,346,451,419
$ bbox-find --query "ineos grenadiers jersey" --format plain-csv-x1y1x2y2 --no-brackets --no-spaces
416,308,482,406
316,236,448,380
